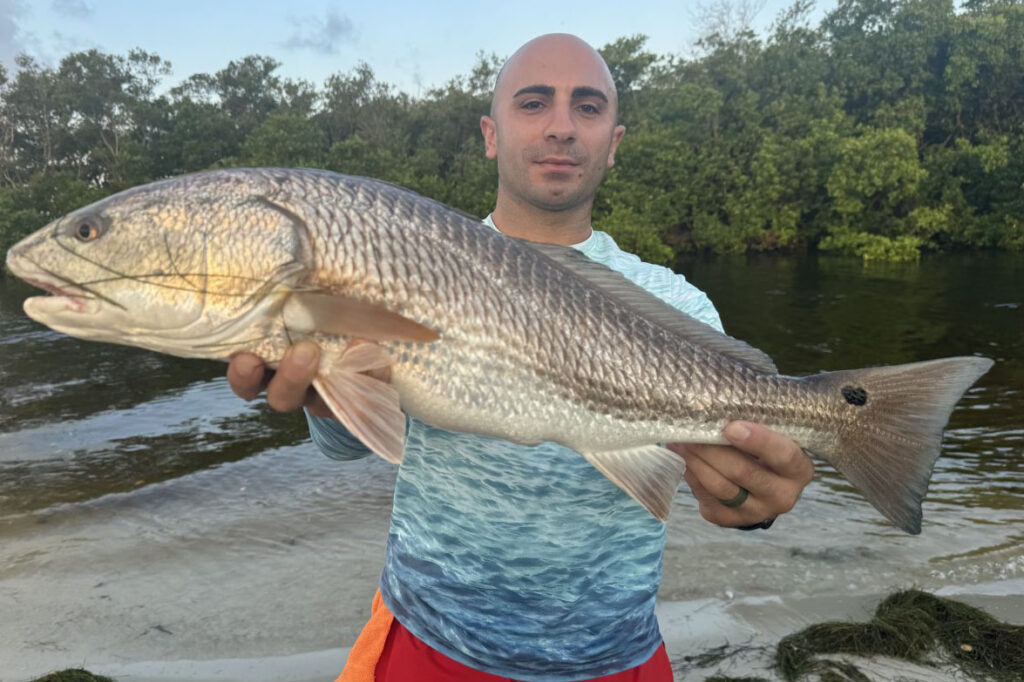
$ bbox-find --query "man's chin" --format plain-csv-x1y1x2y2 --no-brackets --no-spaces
531,193,590,212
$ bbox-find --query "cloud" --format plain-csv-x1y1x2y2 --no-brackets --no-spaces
0,0,27,71
283,6,355,55
52,0,92,20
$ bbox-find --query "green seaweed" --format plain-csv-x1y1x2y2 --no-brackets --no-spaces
775,589,1024,681
29,671,114,682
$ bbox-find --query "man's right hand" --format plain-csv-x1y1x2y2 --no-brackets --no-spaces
227,339,335,419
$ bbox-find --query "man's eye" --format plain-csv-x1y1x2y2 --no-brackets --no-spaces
579,103,601,115
522,100,543,110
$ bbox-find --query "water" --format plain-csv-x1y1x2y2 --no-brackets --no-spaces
0,252,1021,680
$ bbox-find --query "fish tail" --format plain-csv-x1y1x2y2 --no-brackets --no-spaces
803,356,993,534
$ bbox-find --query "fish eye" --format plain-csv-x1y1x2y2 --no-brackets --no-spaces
74,220,101,242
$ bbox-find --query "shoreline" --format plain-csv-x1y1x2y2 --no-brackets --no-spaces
23,580,1022,682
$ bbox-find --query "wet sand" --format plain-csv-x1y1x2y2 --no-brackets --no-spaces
4,442,1022,682
25,582,1024,682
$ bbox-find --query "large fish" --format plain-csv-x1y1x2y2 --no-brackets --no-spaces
5,168,992,533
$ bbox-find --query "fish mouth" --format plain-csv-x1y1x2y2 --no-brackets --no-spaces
21,275,93,312
6,251,101,315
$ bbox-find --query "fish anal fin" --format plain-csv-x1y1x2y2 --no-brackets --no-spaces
580,445,687,521
314,342,406,464
284,292,439,343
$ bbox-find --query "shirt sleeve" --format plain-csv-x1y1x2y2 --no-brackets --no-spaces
656,273,724,333
606,247,724,333
304,409,374,461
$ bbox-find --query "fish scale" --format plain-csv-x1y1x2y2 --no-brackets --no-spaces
5,167,993,533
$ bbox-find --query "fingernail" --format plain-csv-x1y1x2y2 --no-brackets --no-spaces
291,341,318,367
725,422,750,442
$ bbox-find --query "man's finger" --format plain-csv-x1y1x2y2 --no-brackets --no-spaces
723,421,814,484
681,450,771,526
227,352,267,401
678,445,753,506
266,340,321,412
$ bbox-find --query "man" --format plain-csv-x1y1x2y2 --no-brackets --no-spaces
228,33,813,682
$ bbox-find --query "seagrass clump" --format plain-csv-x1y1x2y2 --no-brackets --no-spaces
30,671,115,682
775,589,1024,681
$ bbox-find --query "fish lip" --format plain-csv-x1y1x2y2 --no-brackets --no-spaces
6,255,93,312
23,275,87,300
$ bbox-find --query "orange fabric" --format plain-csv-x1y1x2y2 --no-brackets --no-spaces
374,619,673,682
336,589,395,682
337,590,672,682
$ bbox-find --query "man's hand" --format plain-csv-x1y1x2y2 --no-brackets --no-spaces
226,340,334,418
670,422,814,528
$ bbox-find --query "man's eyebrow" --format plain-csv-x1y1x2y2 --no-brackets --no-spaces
512,85,555,98
571,86,609,103
511,84,610,104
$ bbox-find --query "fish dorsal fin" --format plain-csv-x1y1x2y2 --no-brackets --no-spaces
283,292,439,343
313,342,406,464
580,445,687,521
522,241,778,374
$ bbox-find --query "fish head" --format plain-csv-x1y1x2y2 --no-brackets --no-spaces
5,170,310,358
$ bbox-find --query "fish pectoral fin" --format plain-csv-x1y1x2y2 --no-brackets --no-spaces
580,446,687,521
313,342,406,464
284,292,439,343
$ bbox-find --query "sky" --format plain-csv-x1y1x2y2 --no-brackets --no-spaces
0,0,836,96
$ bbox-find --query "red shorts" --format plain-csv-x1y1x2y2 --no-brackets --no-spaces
375,618,673,682
338,590,673,682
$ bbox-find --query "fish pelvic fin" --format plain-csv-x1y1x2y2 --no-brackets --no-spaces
580,445,687,521
314,342,407,464
804,356,993,534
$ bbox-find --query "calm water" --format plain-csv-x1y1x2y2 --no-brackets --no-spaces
0,252,1021,678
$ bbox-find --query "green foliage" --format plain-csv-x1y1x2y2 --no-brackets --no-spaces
596,206,674,266
1,0,1023,267
242,112,326,167
0,171,108,259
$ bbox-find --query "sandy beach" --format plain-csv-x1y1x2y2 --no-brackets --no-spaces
18,581,1023,682
3,444,1021,682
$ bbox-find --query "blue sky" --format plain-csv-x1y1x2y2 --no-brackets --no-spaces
1,0,835,95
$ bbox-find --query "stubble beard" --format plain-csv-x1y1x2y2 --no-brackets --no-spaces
502,152,606,214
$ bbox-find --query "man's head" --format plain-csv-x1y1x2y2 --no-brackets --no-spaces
481,34,626,215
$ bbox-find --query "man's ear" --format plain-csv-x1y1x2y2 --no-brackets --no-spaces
480,115,498,159
606,124,626,168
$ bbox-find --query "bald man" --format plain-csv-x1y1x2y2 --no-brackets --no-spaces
228,34,813,682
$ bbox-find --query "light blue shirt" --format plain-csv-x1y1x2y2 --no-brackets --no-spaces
307,217,721,680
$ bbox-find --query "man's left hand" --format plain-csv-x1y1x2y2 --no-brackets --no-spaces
669,422,814,528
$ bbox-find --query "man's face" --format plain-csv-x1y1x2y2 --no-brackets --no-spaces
481,37,626,213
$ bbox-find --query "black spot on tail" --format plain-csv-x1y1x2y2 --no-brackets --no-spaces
842,385,868,406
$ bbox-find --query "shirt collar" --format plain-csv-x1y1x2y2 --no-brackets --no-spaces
482,214,597,253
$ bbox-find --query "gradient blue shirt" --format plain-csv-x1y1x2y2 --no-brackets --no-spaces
307,218,722,680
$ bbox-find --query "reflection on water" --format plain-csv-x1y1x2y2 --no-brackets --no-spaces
0,252,1021,676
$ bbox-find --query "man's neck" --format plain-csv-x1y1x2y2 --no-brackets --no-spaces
489,196,594,246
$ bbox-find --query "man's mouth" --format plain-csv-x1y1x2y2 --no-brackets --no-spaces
536,157,581,172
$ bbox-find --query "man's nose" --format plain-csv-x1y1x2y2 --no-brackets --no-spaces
544,103,576,141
